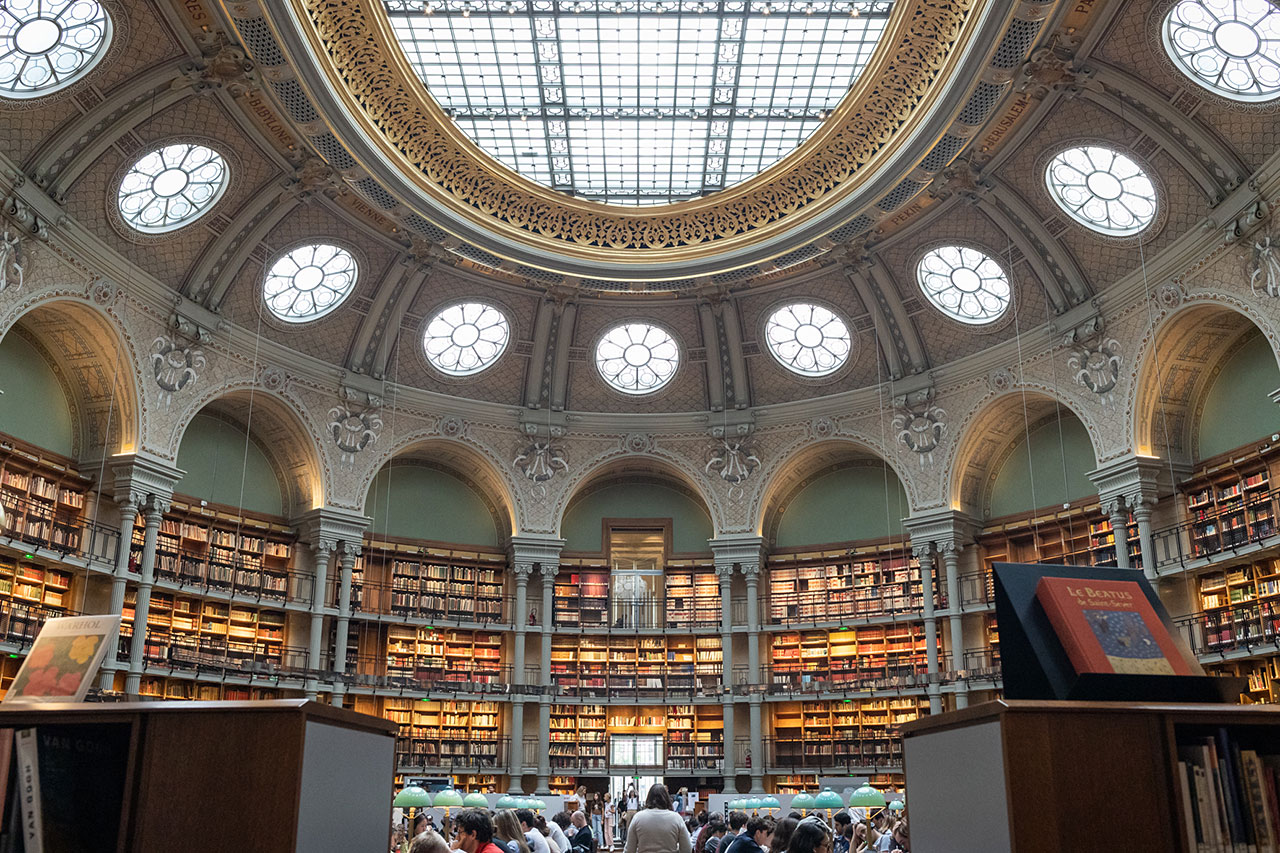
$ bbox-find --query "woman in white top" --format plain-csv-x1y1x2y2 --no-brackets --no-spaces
623,785,692,853
603,800,615,850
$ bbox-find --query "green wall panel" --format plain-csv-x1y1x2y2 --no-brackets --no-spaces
988,415,1096,518
0,332,73,456
562,483,713,553
365,466,500,546
1198,333,1280,460
175,415,284,516
775,465,908,547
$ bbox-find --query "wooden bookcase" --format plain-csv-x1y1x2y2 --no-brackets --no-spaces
1185,464,1276,558
768,626,929,688
979,503,1140,574
664,563,720,627
382,698,503,770
385,626,504,686
549,777,578,796
355,540,507,623
550,635,722,695
771,698,927,769
552,567,610,627
766,548,922,624
550,704,608,771
773,774,818,794
131,499,296,599
0,437,92,554
132,676,288,701
665,704,723,772
121,589,288,669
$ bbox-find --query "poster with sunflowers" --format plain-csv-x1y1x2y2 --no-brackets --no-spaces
3,616,120,704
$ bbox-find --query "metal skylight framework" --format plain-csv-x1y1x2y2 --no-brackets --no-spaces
383,0,893,205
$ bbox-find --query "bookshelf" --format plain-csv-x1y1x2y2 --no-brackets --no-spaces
550,635,723,696
0,437,92,554
766,549,923,624
979,504,1140,574
550,704,608,771
664,563,720,628
382,698,503,771
665,704,724,772
358,543,506,623
771,698,927,770
549,777,578,796
1085,514,1142,569
385,626,504,687
132,676,286,701
121,588,288,670
768,626,929,689
1186,466,1277,559
553,567,610,627
773,775,818,794
131,499,296,599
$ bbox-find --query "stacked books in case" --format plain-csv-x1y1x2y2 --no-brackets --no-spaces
1176,728,1280,851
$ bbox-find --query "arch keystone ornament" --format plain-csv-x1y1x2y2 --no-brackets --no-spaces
1068,337,1122,403
893,388,946,466
706,439,761,487
1250,236,1280,298
150,335,206,406
0,228,26,294
514,439,568,494
329,403,383,465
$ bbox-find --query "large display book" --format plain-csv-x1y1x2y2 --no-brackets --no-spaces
992,562,1242,701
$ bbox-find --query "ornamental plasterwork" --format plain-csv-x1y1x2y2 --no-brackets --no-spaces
892,389,947,465
0,229,26,294
706,439,761,487
329,403,383,464
514,439,568,490
151,334,206,405
293,0,974,254
1250,237,1280,298
1067,337,1122,401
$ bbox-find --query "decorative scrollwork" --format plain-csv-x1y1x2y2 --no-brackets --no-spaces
706,439,760,485
329,404,383,464
151,336,206,405
0,229,25,295
892,391,946,465
514,440,568,484
1068,338,1122,401
1250,237,1280,298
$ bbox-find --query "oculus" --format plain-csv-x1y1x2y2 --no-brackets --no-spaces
763,302,852,376
916,246,1010,325
1044,146,1156,236
118,144,229,234
596,322,680,394
0,0,110,98
1163,0,1280,102
263,244,359,323
423,302,512,376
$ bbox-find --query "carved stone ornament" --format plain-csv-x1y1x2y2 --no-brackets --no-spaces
439,415,465,437
151,335,206,405
623,433,652,453
810,416,836,439
1250,237,1280,298
987,367,1015,393
514,440,567,485
89,280,117,306
1068,337,1122,400
328,403,383,464
1155,282,1185,309
706,439,760,485
0,228,25,295
259,366,286,391
893,391,947,464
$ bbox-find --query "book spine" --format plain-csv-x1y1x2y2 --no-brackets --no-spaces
1179,759,1202,851
13,729,39,853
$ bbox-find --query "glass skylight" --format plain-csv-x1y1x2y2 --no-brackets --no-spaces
764,302,851,376
1163,0,1280,102
383,0,894,205
263,244,358,323
596,323,680,394
1045,146,1156,236
423,302,511,375
118,144,229,234
916,246,1010,325
0,0,111,99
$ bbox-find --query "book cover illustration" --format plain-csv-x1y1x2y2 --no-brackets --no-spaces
1035,576,1194,677
3,615,120,704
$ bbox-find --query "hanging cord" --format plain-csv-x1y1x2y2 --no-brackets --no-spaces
378,320,404,598
1005,238,1042,559
1045,340,1078,562
83,303,122,613
230,288,268,590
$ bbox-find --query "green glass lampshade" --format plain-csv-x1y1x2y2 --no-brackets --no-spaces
888,800,905,812
789,793,815,810
496,795,519,809
761,796,781,810
394,785,433,808
847,785,886,808
464,792,490,808
434,788,466,808
727,799,742,810
746,797,763,811
534,798,547,810
814,788,843,810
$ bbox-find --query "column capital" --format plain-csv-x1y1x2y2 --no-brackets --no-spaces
1088,454,1186,509
513,562,535,581
904,508,978,552
140,494,169,524
1100,496,1127,518
312,537,338,560
338,539,362,563
509,533,565,570
912,542,934,562
292,506,370,552
111,452,183,509
715,562,735,581
709,534,766,577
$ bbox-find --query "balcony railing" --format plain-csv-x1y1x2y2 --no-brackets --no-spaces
394,736,509,772
1151,486,1280,570
552,593,723,631
116,629,312,677
327,576,512,625
764,586,938,628
765,735,905,773
338,653,516,694
1174,602,1280,658
533,737,724,774
0,597,77,648
755,661,933,696
549,665,724,700
0,491,120,565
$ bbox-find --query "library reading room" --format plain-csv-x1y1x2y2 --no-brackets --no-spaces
1,0,1280,849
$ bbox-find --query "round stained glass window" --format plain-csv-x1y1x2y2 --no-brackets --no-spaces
117,144,229,234
423,302,511,376
596,323,680,395
262,244,358,323
1163,0,1280,102
0,0,111,99
764,303,853,377
916,246,1011,325
1045,146,1156,236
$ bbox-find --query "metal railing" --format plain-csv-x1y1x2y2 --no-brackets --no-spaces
763,586,938,628
338,653,516,694
116,629,311,677
1150,486,1280,570
1174,603,1280,658
551,593,724,631
533,736,725,774
764,736,905,773
751,661,934,696
0,597,78,649
548,665,723,700
395,736,509,772
327,575,512,625
0,490,120,565
132,539,312,604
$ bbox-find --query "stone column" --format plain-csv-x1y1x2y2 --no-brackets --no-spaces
743,562,761,684
1132,496,1158,580
330,541,359,708
748,696,764,793
1105,498,1131,571
125,497,168,695
306,538,335,700
717,563,736,789
100,498,139,690
536,698,552,794
914,544,941,714
540,563,555,685
509,561,533,793
940,542,967,709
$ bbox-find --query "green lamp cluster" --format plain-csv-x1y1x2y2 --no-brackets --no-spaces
398,789,552,812
393,785,433,809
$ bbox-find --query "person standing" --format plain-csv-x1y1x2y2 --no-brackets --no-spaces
622,785,691,853
603,797,615,850
589,792,605,850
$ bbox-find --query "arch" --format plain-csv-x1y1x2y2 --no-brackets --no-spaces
356,436,515,542
561,461,715,554
949,390,1105,517
756,439,912,547
167,386,326,517
0,295,142,464
554,454,717,545
175,412,286,516
1131,300,1280,465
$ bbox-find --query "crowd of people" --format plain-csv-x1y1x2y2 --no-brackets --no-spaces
391,786,908,853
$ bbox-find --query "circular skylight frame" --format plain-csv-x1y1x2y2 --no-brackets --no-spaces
422,301,512,377
1044,145,1157,237
262,243,360,324
116,143,230,235
915,245,1012,326
595,322,682,396
0,0,112,100
1162,0,1280,103
763,301,854,378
